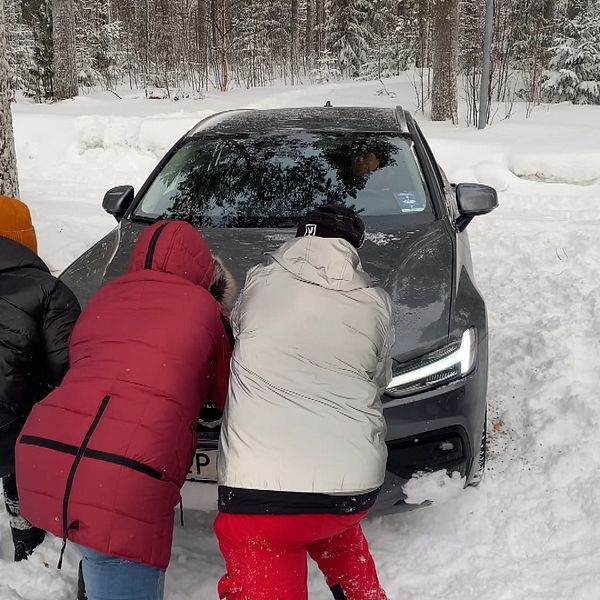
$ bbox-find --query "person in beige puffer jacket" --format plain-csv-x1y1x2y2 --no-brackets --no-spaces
215,205,393,600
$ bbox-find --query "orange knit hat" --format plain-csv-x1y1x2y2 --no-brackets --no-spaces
0,195,38,254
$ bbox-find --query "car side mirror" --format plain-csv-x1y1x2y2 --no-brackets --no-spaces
455,183,498,230
102,185,134,221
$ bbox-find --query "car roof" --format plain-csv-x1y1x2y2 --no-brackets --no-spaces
187,106,409,136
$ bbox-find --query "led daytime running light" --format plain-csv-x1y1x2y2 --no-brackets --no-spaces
387,329,476,390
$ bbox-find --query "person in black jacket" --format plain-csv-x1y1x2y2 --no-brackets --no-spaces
0,195,81,561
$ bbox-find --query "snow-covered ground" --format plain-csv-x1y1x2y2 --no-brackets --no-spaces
2,76,600,599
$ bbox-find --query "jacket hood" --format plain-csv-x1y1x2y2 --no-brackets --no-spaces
210,257,237,310
0,236,48,274
270,236,371,292
129,220,213,288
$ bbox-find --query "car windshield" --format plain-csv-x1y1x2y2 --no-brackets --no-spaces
134,131,435,228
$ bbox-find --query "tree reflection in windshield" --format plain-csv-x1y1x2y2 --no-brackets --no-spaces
137,132,427,228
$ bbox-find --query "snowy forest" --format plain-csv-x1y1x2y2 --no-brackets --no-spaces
2,0,600,123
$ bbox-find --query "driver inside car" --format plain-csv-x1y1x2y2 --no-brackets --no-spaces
352,150,381,181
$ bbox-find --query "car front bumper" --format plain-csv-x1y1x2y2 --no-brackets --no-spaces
187,364,487,514
373,364,487,514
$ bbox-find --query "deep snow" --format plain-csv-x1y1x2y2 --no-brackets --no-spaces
2,76,600,599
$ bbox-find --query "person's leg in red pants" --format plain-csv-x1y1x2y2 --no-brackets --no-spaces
215,512,309,600
214,513,387,600
308,524,387,600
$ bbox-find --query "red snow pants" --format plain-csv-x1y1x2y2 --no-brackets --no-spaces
214,512,388,600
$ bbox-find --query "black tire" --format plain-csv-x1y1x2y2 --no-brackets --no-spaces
469,414,487,486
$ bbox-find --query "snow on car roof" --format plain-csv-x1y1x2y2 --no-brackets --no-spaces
188,106,406,136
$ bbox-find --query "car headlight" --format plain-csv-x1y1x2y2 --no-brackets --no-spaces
386,328,477,397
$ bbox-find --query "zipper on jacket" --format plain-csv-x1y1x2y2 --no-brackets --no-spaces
144,223,169,270
57,395,110,569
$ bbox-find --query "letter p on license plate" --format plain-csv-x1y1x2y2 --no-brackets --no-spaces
187,449,218,482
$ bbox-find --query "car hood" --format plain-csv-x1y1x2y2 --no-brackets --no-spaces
61,219,453,362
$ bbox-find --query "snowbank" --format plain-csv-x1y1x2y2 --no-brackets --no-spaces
509,151,600,185
75,114,209,158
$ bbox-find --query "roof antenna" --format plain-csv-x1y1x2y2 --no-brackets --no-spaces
324,100,332,107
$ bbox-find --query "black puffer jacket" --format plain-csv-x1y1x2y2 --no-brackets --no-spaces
0,237,80,473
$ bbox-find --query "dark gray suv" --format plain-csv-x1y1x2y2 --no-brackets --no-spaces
61,106,497,513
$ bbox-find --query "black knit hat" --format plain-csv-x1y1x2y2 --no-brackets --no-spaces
296,205,365,249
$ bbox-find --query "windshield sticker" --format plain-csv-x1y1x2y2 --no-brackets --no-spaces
394,192,425,213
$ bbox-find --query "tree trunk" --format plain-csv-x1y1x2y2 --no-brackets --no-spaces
211,0,218,46
315,0,324,55
197,0,208,89
0,0,19,197
305,0,314,68
543,0,555,22
431,0,459,122
290,0,299,85
416,0,430,69
219,0,228,91
52,0,78,99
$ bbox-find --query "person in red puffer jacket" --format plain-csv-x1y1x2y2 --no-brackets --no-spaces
15,220,235,600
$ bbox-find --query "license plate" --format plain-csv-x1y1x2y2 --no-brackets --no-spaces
187,449,218,482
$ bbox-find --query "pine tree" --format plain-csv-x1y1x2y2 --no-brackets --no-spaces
0,0,19,197
509,0,554,111
267,0,293,82
310,48,341,82
362,0,419,79
76,0,124,89
326,0,371,77
542,0,600,104
5,0,35,93
53,0,78,99
24,0,53,101
233,0,272,87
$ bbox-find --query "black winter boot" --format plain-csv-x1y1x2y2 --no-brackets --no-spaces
4,473,45,561
11,524,45,561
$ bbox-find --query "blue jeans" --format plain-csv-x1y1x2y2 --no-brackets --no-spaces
77,545,165,600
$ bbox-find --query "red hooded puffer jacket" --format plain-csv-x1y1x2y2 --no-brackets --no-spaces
15,221,232,570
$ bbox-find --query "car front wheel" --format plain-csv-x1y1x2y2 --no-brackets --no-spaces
469,414,487,486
